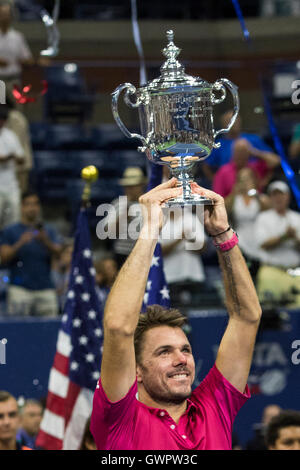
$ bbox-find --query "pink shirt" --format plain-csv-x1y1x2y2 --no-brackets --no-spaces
212,161,266,198
90,364,250,450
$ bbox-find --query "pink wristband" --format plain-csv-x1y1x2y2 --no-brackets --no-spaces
213,231,239,252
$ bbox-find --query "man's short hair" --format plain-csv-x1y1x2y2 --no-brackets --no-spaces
21,190,39,203
265,410,300,448
134,305,187,365
20,399,43,414
0,390,15,403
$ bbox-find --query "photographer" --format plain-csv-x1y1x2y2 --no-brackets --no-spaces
0,191,62,316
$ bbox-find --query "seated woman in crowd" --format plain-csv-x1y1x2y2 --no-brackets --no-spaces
225,167,271,285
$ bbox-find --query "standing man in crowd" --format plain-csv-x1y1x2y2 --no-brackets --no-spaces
0,390,31,450
16,399,43,450
91,178,262,450
0,104,25,229
0,1,34,92
0,191,62,316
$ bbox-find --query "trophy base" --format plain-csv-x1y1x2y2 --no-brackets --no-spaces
165,195,213,207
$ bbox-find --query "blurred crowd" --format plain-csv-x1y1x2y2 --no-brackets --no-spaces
0,0,298,315
1,105,299,316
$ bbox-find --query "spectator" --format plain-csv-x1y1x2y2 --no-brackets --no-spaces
79,417,96,450
0,191,62,316
6,95,33,194
213,138,280,198
0,390,31,450
225,167,271,284
0,1,34,92
265,410,300,450
246,404,281,450
203,110,280,187
94,255,118,306
16,399,43,450
99,167,146,268
0,104,25,229
254,180,300,306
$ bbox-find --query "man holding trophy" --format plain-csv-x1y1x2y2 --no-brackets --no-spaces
90,178,262,450
90,31,262,450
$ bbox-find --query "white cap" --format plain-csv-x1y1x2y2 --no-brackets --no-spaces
267,181,290,195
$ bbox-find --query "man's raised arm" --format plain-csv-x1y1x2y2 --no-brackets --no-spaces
191,183,262,393
100,178,182,402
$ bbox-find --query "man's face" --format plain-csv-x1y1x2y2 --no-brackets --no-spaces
270,190,290,213
21,403,43,436
0,398,20,443
0,5,12,25
271,426,300,450
137,326,195,405
22,195,41,222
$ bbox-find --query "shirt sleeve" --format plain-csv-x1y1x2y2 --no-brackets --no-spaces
193,364,250,430
90,378,138,449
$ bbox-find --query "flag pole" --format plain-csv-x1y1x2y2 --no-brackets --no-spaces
80,165,99,208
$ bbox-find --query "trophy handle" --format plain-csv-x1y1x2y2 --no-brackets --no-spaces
111,83,147,148
212,78,240,148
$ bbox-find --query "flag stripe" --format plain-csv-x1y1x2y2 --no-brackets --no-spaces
63,381,82,429
56,330,72,357
36,429,62,451
40,409,65,440
48,368,70,399
43,391,68,417
53,352,69,376
63,388,94,450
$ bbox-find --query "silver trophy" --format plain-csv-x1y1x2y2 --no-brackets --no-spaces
112,30,239,206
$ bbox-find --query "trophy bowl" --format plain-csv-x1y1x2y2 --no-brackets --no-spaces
112,30,240,207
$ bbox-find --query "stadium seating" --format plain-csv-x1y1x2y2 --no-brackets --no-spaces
43,65,94,122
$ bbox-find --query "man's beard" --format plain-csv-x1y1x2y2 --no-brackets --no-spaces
143,380,192,405
140,366,193,406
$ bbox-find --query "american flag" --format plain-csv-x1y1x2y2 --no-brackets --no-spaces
142,164,170,310
36,208,103,450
